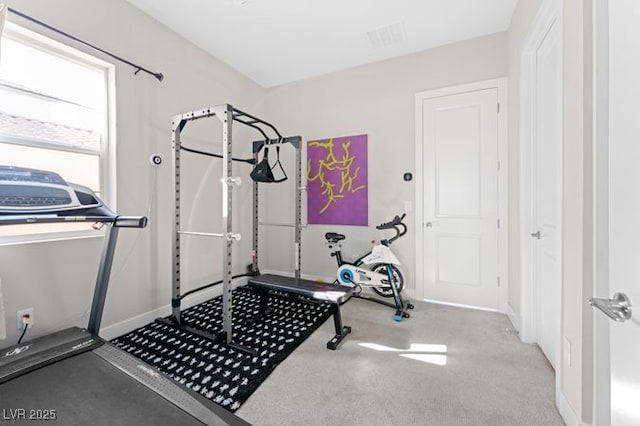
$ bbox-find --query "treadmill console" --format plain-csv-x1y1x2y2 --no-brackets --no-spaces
0,166,102,213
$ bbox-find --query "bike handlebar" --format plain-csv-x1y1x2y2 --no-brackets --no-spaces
376,213,407,230
376,213,408,245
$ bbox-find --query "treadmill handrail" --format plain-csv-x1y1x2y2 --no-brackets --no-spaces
113,216,148,228
0,203,146,229
0,214,146,227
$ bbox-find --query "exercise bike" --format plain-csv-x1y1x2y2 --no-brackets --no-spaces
324,214,414,321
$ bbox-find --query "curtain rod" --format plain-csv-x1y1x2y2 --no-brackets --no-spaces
7,7,164,82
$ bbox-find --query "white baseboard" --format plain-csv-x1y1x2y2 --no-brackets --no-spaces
99,277,249,340
506,304,522,334
422,298,498,313
557,389,581,426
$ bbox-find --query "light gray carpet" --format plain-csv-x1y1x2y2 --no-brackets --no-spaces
236,296,565,426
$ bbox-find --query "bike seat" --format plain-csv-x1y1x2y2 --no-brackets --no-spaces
325,232,346,243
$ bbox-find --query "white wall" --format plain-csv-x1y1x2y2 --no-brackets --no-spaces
256,32,508,292
0,0,267,348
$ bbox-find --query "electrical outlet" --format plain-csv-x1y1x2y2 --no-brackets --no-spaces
16,308,34,331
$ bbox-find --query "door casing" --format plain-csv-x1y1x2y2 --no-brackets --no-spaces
592,0,610,423
518,0,563,412
414,78,509,313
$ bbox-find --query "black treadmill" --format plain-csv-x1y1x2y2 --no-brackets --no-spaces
0,166,249,425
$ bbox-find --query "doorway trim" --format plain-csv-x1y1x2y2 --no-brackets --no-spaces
518,0,563,345
519,2,565,414
592,0,610,423
414,77,509,313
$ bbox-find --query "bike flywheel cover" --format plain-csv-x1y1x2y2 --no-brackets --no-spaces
337,265,356,287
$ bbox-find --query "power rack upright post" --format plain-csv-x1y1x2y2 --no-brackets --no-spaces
250,137,303,279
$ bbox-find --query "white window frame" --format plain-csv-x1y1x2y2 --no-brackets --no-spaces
0,23,116,245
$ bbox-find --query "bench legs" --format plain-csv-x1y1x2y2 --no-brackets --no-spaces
249,286,352,350
326,303,352,350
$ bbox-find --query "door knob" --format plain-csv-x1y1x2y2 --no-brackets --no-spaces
589,292,633,322
531,230,541,239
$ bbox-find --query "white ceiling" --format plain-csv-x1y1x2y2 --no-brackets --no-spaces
126,0,518,88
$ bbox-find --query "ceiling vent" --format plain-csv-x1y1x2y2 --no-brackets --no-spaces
367,22,406,49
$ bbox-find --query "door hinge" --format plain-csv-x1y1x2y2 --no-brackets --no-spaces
497,103,501,113
497,161,501,171
497,276,501,287
497,219,501,229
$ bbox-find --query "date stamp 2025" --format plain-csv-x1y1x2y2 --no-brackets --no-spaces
2,409,57,421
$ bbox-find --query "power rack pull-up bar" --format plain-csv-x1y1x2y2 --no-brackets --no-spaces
159,104,303,356
180,145,256,165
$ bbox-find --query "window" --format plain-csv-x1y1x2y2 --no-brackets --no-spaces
0,23,114,239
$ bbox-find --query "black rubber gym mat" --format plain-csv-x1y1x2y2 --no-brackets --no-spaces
111,287,332,412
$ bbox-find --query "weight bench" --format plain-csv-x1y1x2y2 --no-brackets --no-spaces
246,274,353,350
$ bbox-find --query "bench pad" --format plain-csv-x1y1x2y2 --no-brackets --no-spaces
247,274,353,304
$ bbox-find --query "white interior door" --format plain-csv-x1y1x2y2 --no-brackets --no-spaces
531,19,562,369
596,1,640,424
421,88,499,310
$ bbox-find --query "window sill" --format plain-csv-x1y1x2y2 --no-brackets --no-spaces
0,229,105,247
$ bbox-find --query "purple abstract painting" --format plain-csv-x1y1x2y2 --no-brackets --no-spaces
307,134,368,226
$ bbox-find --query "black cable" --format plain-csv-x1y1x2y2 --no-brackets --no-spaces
7,7,164,82
17,323,28,345
181,146,256,165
